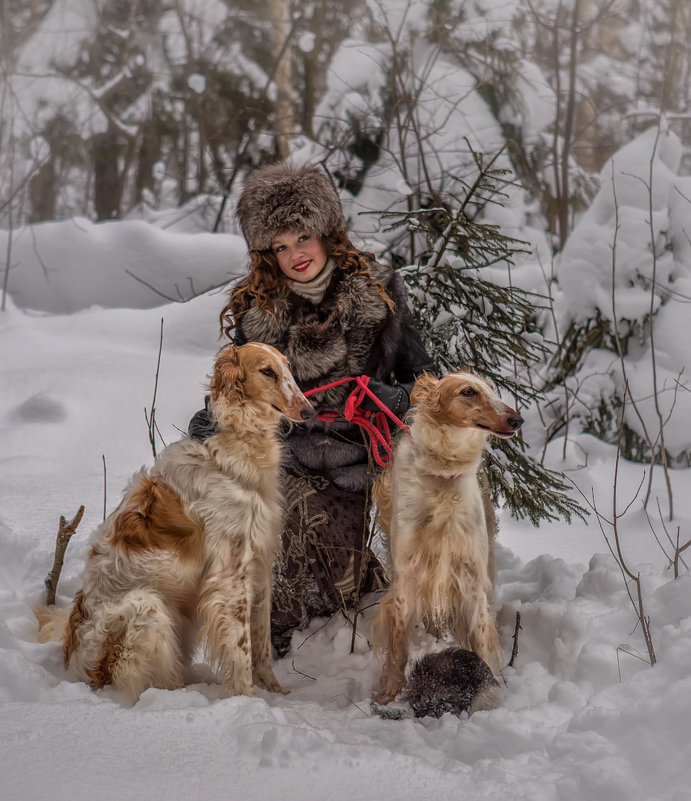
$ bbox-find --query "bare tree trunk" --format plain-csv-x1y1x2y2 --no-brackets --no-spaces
558,0,582,251
300,2,325,140
196,95,208,194
93,128,122,220
93,125,136,220
179,107,190,205
1,0,16,309
661,0,691,112
135,117,161,204
272,0,294,159
29,160,56,222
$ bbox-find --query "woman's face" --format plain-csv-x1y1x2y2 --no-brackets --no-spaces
271,230,328,283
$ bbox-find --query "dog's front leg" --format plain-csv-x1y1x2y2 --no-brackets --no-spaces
199,565,255,697
468,591,504,676
373,585,410,704
250,569,288,694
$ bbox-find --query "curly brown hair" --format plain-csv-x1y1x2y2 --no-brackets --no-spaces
219,231,395,340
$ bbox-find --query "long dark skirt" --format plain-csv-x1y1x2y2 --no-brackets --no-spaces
270,463,387,654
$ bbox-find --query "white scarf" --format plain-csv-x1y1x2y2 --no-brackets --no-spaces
287,259,337,305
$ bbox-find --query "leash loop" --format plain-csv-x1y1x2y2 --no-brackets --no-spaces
304,376,410,467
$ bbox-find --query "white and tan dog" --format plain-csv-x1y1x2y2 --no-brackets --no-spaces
372,372,523,705
36,342,313,701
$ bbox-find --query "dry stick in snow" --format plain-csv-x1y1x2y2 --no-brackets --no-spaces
45,506,85,606
610,389,656,665
102,454,107,522
643,123,673,518
567,385,657,666
144,318,165,458
534,251,574,461
508,611,522,668
608,163,661,509
643,498,689,576
673,530,691,580
290,660,316,681
1,212,12,312
613,126,674,519
349,440,377,654
588,385,657,665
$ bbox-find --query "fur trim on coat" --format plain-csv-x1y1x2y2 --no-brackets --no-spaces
236,261,411,492
238,261,406,409
236,162,347,252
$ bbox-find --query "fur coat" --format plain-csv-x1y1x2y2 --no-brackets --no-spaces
235,261,434,492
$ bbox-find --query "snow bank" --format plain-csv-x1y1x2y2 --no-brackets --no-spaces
2,218,246,314
548,124,691,460
1,228,691,799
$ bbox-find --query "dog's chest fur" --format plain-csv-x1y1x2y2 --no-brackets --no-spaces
84,435,283,603
159,436,283,566
393,432,486,537
386,431,491,623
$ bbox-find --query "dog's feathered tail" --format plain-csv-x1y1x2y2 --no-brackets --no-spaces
33,605,69,643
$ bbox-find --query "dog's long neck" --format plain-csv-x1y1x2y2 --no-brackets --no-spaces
409,419,488,481
206,402,282,480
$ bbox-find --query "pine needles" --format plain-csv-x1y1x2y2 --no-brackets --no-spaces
378,145,586,524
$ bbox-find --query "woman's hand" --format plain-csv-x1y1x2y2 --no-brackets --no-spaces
188,397,219,441
359,379,409,416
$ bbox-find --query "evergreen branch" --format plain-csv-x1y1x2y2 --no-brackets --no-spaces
373,144,587,524
484,439,587,524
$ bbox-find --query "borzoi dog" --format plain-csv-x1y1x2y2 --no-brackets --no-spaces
36,342,313,700
372,372,523,705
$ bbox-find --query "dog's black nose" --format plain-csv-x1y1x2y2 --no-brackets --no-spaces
507,414,524,431
300,407,317,421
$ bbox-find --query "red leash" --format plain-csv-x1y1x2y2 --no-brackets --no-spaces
304,376,410,468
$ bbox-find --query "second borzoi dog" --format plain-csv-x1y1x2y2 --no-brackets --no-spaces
36,342,314,701
372,372,523,705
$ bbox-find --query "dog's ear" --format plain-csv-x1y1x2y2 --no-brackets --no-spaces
410,373,440,410
209,345,245,405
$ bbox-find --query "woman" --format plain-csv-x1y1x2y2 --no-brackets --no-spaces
190,162,434,654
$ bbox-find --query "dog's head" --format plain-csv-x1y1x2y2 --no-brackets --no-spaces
410,372,523,438
209,342,315,425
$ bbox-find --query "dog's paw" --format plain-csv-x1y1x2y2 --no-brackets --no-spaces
254,667,290,694
372,671,406,706
371,685,400,706
264,679,290,695
221,682,257,698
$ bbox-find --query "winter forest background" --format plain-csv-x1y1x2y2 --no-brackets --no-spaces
4,0,691,480
2,1,691,799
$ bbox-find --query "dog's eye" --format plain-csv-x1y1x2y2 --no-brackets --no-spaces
260,367,277,380
460,387,477,398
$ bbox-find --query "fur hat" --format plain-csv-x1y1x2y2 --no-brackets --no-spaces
236,162,348,252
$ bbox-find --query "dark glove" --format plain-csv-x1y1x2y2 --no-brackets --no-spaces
188,396,220,441
359,379,410,417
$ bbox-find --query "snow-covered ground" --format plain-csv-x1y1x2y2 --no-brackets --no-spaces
1,221,690,801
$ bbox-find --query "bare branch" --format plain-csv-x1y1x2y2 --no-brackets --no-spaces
145,318,165,458
507,611,522,668
102,454,107,522
125,269,230,304
45,506,85,605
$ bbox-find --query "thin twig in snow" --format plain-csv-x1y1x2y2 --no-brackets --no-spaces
45,506,85,606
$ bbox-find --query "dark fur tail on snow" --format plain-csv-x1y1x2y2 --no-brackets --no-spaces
407,647,503,718
372,647,503,720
